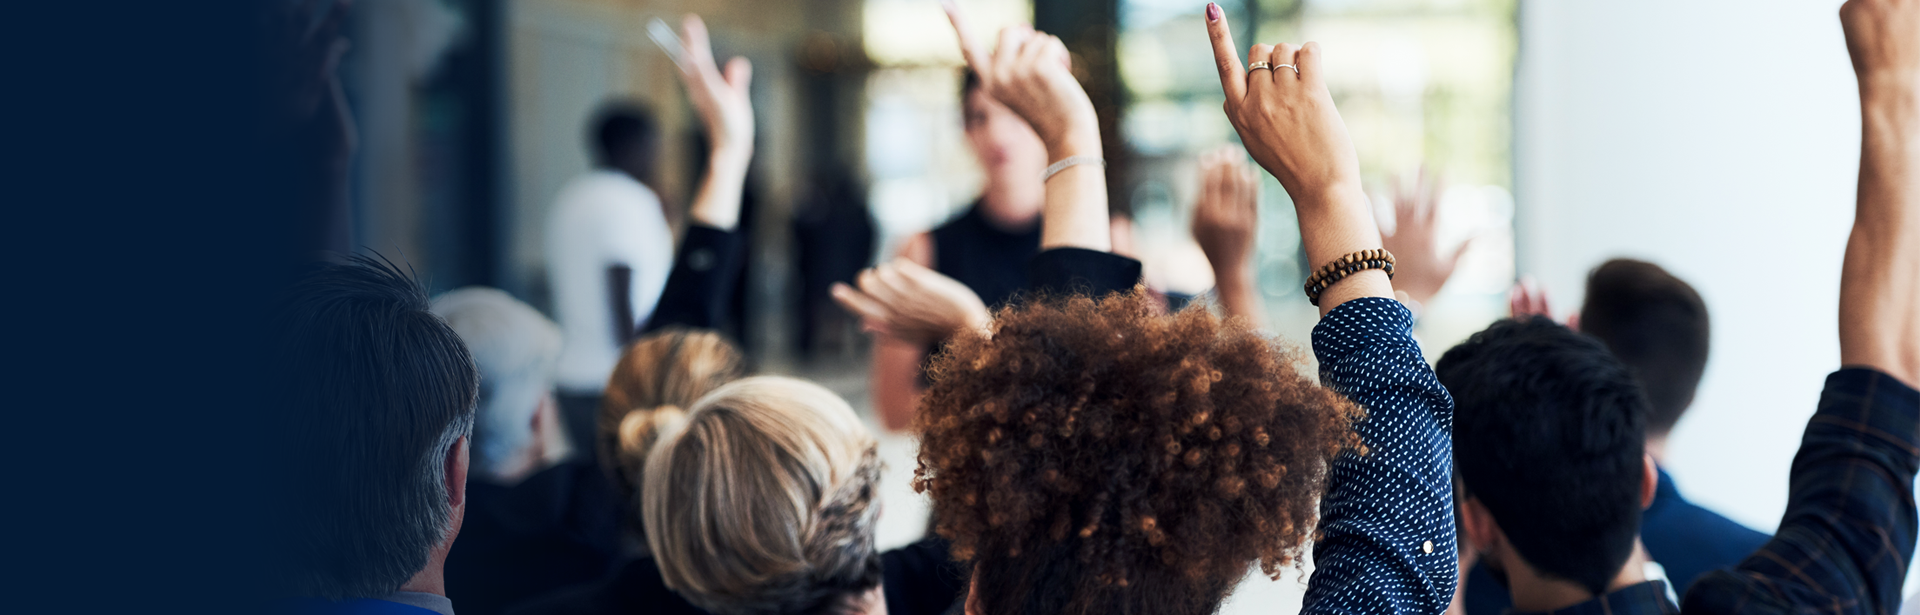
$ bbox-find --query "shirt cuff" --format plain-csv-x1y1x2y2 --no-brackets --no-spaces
1813,367,1920,464
1310,296,1419,368
1026,248,1142,298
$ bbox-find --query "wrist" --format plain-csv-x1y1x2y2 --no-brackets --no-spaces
1293,182,1368,213
1044,126,1102,161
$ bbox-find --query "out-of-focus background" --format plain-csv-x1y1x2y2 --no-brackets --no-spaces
341,0,1875,608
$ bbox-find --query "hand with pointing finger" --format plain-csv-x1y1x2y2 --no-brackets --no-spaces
1202,4,1361,209
1203,2,1388,313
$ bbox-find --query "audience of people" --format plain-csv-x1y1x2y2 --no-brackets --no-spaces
274,3,1920,615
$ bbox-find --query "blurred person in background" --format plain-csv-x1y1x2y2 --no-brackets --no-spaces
545,101,674,452
434,288,625,615
546,9,756,454
865,67,1050,433
1462,259,1768,615
276,257,479,615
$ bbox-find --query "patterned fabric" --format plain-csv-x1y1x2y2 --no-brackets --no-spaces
1682,369,1920,615
1305,297,1459,615
1517,581,1681,615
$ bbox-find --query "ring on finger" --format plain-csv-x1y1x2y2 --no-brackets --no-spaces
1274,63,1299,75
1248,61,1272,71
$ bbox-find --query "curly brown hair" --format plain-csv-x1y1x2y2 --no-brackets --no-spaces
914,291,1365,615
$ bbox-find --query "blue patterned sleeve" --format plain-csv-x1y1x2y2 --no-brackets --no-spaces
1301,297,1457,615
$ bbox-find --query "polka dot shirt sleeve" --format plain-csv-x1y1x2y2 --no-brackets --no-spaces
1301,297,1457,615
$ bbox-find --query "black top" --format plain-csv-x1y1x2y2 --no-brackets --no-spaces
507,537,965,615
930,204,1041,309
444,459,626,615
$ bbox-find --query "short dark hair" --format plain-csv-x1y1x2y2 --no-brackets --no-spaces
275,255,478,599
1578,259,1710,435
591,102,659,169
1437,316,1649,596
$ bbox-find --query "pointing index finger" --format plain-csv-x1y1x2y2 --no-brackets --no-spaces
942,0,993,77
1205,3,1246,103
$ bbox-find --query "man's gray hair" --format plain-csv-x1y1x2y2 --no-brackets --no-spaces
431,287,563,479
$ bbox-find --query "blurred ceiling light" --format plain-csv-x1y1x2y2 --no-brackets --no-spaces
864,0,1032,66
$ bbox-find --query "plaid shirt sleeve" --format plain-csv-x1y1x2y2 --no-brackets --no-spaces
1303,297,1458,615
1682,369,1920,615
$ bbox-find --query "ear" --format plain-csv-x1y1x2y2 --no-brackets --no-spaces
1458,495,1501,554
964,570,983,615
1639,453,1658,510
447,435,470,510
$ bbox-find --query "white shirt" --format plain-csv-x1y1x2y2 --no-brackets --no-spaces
545,170,674,393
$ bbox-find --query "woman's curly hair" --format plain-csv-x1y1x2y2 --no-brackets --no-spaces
914,291,1365,615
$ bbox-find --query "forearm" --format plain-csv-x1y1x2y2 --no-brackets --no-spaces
1297,185,1394,315
872,339,927,432
1212,264,1266,327
1039,133,1111,252
1841,81,1920,387
688,153,749,231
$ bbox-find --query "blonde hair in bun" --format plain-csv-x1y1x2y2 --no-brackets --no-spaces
599,328,745,533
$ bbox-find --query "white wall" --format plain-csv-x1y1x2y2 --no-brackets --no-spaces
1514,0,1861,532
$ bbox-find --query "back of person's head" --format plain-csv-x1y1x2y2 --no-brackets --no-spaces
916,291,1365,615
591,101,660,175
274,255,478,599
1578,259,1710,436
642,376,883,615
430,286,561,482
600,328,746,514
1437,316,1650,596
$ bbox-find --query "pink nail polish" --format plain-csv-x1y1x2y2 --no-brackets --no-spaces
1206,2,1222,21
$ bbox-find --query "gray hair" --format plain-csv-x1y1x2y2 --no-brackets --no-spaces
431,287,562,479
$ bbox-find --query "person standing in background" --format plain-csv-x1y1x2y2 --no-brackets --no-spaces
863,69,1049,433
545,104,676,452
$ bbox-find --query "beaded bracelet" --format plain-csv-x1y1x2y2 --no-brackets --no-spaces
1303,248,1396,306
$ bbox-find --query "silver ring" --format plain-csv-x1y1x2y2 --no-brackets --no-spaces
1248,61,1272,71
1275,63,1300,75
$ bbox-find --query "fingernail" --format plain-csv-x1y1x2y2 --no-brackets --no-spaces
1206,2,1222,21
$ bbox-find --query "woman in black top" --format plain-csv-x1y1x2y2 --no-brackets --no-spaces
868,70,1049,432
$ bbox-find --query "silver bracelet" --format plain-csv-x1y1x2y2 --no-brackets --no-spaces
1042,156,1105,182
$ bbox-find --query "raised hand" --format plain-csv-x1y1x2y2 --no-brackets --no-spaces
943,1,1096,157
942,0,1108,250
1190,147,1266,324
673,15,753,230
1203,3,1386,314
1840,0,1920,86
1507,276,1554,321
832,259,993,347
1381,168,1472,306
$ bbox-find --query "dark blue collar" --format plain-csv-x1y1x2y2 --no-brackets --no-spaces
1508,581,1679,615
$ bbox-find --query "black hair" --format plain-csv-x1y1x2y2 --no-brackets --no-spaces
591,101,660,171
274,255,478,599
1578,259,1710,435
1436,316,1649,596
